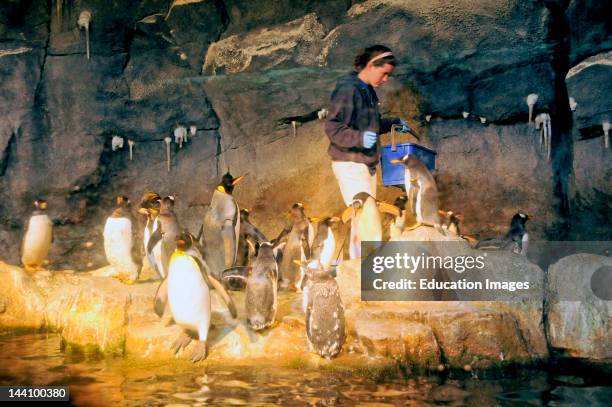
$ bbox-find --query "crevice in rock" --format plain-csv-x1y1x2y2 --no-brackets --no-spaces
0,132,17,177
543,0,573,239
33,1,51,107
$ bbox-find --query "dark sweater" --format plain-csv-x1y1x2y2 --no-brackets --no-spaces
324,72,399,174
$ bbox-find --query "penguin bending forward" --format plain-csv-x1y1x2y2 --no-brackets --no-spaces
302,260,346,359
22,199,53,272
103,195,139,283
223,242,279,331
155,231,237,362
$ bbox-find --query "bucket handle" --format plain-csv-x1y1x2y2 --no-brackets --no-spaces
390,124,402,152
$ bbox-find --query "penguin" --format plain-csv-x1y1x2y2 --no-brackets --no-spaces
222,241,279,331
202,172,245,280
103,195,139,283
476,212,530,255
231,209,268,291
21,199,53,272
275,203,313,290
341,192,383,259
138,191,164,279
146,196,182,277
302,260,346,359
310,217,339,270
391,155,442,233
159,231,237,362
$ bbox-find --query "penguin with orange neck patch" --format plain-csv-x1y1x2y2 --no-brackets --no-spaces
202,172,246,280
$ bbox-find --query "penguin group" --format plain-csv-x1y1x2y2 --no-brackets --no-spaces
19,164,531,362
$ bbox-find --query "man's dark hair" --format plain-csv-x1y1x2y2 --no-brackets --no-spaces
354,45,396,72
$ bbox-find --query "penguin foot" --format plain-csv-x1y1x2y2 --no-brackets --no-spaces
191,341,208,362
171,332,192,354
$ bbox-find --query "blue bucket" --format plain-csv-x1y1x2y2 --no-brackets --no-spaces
381,126,436,187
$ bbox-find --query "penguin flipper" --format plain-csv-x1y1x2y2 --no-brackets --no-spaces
194,256,239,319
147,227,163,254
154,278,168,318
195,224,204,243
242,220,267,243
222,266,251,281
221,222,237,268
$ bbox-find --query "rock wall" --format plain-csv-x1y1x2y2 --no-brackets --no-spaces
0,0,610,269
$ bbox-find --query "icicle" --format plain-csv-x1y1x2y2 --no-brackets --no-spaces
535,113,551,161
164,137,172,172
111,136,124,151
479,117,486,124
462,112,470,119
569,97,578,112
77,11,92,60
174,125,187,148
317,108,328,120
291,120,297,137
425,115,432,123
189,125,197,141
527,93,539,126
603,121,610,149
128,140,134,161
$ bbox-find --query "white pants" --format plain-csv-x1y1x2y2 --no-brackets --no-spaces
331,161,377,259
331,161,377,206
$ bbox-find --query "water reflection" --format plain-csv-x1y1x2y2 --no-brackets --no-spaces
0,333,610,406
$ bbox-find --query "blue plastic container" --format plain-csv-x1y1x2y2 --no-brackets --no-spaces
381,141,436,187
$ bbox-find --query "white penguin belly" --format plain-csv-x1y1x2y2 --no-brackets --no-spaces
168,256,210,331
22,215,52,265
320,228,336,269
103,217,137,277
143,219,163,277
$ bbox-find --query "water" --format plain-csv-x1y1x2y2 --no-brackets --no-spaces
0,332,610,406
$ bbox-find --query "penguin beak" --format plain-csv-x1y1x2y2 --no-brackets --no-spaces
390,158,404,165
231,175,246,186
137,207,149,215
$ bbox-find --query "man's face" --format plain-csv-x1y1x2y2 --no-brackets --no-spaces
369,63,394,87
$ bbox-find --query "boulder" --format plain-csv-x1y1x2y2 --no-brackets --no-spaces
546,253,612,361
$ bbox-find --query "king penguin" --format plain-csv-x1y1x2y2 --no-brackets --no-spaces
161,231,237,362
138,191,163,279
21,199,53,272
103,195,139,283
202,172,245,280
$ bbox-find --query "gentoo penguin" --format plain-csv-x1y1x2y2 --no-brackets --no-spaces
476,212,530,255
275,203,313,290
160,231,237,362
147,196,181,277
138,191,163,279
223,241,279,331
21,199,53,272
103,195,138,283
439,210,464,236
391,155,442,232
202,172,245,280
302,260,346,359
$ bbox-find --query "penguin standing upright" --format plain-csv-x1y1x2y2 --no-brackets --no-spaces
310,217,339,270
161,231,237,362
276,203,313,290
146,196,181,277
223,241,279,331
21,199,53,272
202,172,245,280
236,209,267,267
103,195,138,283
138,191,163,279
303,260,346,359
344,192,382,259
